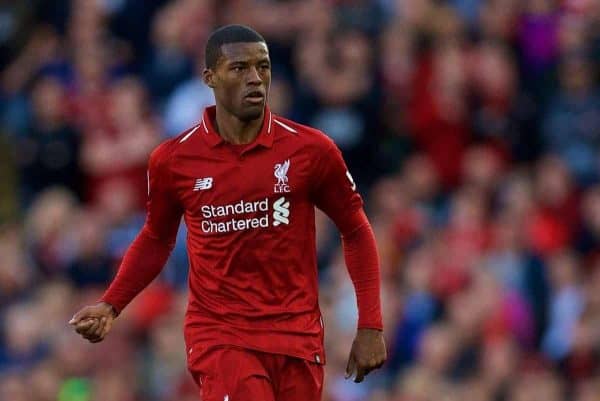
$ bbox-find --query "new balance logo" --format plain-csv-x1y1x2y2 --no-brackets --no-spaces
273,197,290,226
193,177,213,191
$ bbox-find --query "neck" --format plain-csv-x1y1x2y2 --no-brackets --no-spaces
214,105,264,145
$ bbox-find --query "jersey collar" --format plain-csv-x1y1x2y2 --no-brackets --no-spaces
200,105,274,149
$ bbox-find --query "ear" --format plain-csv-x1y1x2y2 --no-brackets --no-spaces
203,68,216,88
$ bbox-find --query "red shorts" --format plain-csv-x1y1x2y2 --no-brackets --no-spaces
187,345,324,401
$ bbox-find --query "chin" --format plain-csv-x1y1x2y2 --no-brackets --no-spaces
238,106,264,122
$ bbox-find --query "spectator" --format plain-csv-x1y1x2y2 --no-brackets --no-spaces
162,63,214,136
80,77,160,207
0,1,599,400
542,250,586,360
542,56,600,186
143,2,194,106
15,76,82,205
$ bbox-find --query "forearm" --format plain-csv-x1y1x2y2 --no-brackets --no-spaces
341,213,383,330
100,226,174,314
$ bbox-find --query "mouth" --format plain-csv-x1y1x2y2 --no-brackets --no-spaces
243,91,265,105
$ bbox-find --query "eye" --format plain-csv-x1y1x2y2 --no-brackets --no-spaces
232,66,244,72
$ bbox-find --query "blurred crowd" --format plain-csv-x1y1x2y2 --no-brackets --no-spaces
1,0,600,400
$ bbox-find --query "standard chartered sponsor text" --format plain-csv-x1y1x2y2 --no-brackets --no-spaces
201,216,269,233
201,198,269,218
201,198,270,233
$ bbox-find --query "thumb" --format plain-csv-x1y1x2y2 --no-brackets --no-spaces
345,353,356,380
69,308,91,325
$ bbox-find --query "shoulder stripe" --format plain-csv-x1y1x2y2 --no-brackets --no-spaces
179,125,201,143
267,112,272,134
202,117,208,133
274,119,298,133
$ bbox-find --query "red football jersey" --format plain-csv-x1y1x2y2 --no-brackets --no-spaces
118,106,368,364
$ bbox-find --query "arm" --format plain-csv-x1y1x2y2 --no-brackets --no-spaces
70,144,183,342
312,139,386,382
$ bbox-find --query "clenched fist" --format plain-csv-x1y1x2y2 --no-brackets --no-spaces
69,301,117,343
345,328,387,383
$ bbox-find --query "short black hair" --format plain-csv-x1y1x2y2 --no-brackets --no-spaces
204,25,266,69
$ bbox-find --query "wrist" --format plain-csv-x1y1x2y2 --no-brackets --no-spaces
98,301,118,318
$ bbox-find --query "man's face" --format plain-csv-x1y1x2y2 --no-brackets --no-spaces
204,42,271,122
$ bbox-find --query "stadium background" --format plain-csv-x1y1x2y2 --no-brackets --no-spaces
1,0,600,400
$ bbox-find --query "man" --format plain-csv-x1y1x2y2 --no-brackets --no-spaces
70,25,386,400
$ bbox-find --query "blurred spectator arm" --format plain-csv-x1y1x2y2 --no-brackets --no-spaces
1,26,60,95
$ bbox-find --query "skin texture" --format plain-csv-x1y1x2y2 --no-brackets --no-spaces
69,301,116,343
69,38,386,383
203,41,271,144
345,328,387,383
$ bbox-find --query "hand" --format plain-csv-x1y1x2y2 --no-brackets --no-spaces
69,302,117,343
345,328,387,383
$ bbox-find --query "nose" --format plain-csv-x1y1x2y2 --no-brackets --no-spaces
246,66,262,85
